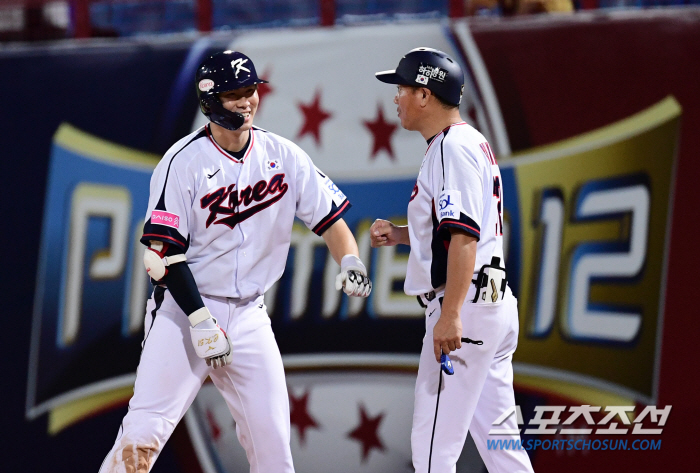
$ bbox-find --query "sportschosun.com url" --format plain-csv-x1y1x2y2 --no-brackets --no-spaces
487,439,661,451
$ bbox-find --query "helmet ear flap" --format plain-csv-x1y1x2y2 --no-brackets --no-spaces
199,94,213,116
200,95,245,131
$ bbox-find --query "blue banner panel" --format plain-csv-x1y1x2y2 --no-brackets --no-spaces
28,124,158,418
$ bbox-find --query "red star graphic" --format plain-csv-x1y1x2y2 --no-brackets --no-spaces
206,409,221,441
347,404,385,462
297,90,332,146
289,389,319,446
257,68,273,112
363,104,398,160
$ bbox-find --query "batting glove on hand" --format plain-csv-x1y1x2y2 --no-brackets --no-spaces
335,254,372,298
188,308,233,369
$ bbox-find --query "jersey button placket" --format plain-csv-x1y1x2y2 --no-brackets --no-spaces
233,158,248,297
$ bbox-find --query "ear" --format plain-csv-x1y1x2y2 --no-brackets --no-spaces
419,88,431,108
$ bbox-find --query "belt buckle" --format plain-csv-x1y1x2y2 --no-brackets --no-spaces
417,290,437,309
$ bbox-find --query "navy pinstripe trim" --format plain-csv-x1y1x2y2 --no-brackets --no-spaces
142,286,165,349
312,200,351,235
155,128,207,210
430,201,449,289
440,127,450,190
140,231,187,250
435,127,480,240
142,130,206,250
428,366,444,473
437,214,481,241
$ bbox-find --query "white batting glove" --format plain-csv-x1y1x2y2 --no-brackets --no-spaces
188,307,233,369
335,254,372,298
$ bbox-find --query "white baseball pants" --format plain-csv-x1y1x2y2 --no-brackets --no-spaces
411,289,534,473
99,289,295,473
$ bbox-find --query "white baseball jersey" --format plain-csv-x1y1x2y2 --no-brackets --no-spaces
405,122,504,295
141,124,350,298
406,122,533,473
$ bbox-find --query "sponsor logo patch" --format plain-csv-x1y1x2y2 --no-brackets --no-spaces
151,210,180,229
323,176,346,206
417,63,448,83
438,190,462,221
198,79,215,92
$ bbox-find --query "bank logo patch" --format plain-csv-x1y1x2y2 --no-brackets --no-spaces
324,177,346,206
438,190,461,221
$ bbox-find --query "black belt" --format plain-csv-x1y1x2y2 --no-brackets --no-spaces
417,290,437,308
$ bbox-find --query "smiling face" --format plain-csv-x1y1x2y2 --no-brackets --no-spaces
394,84,424,131
218,84,259,132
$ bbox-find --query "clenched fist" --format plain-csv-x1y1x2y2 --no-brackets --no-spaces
370,219,410,247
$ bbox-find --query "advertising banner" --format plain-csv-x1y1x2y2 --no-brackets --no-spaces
3,9,698,473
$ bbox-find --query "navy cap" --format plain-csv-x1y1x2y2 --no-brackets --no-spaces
376,47,464,106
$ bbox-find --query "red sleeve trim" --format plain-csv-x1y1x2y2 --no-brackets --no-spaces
313,200,351,235
142,233,186,249
437,221,480,236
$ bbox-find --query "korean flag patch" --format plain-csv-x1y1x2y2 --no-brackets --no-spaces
415,74,428,85
266,159,281,171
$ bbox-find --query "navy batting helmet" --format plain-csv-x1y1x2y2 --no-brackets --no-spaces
195,50,268,131
375,47,464,106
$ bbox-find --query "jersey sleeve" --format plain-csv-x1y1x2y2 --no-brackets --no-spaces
294,150,351,236
140,156,192,251
433,137,484,241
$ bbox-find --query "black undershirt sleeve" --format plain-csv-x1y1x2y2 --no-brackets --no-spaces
156,244,204,317
162,263,205,317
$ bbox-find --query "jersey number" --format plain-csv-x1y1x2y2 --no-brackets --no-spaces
493,176,503,236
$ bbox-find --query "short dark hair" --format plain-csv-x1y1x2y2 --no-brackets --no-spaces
404,85,459,110
433,93,459,110
411,86,459,110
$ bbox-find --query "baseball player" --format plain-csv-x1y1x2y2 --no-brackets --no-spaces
371,48,534,473
99,50,372,473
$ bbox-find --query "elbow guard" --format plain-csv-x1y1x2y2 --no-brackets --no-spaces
143,241,187,281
